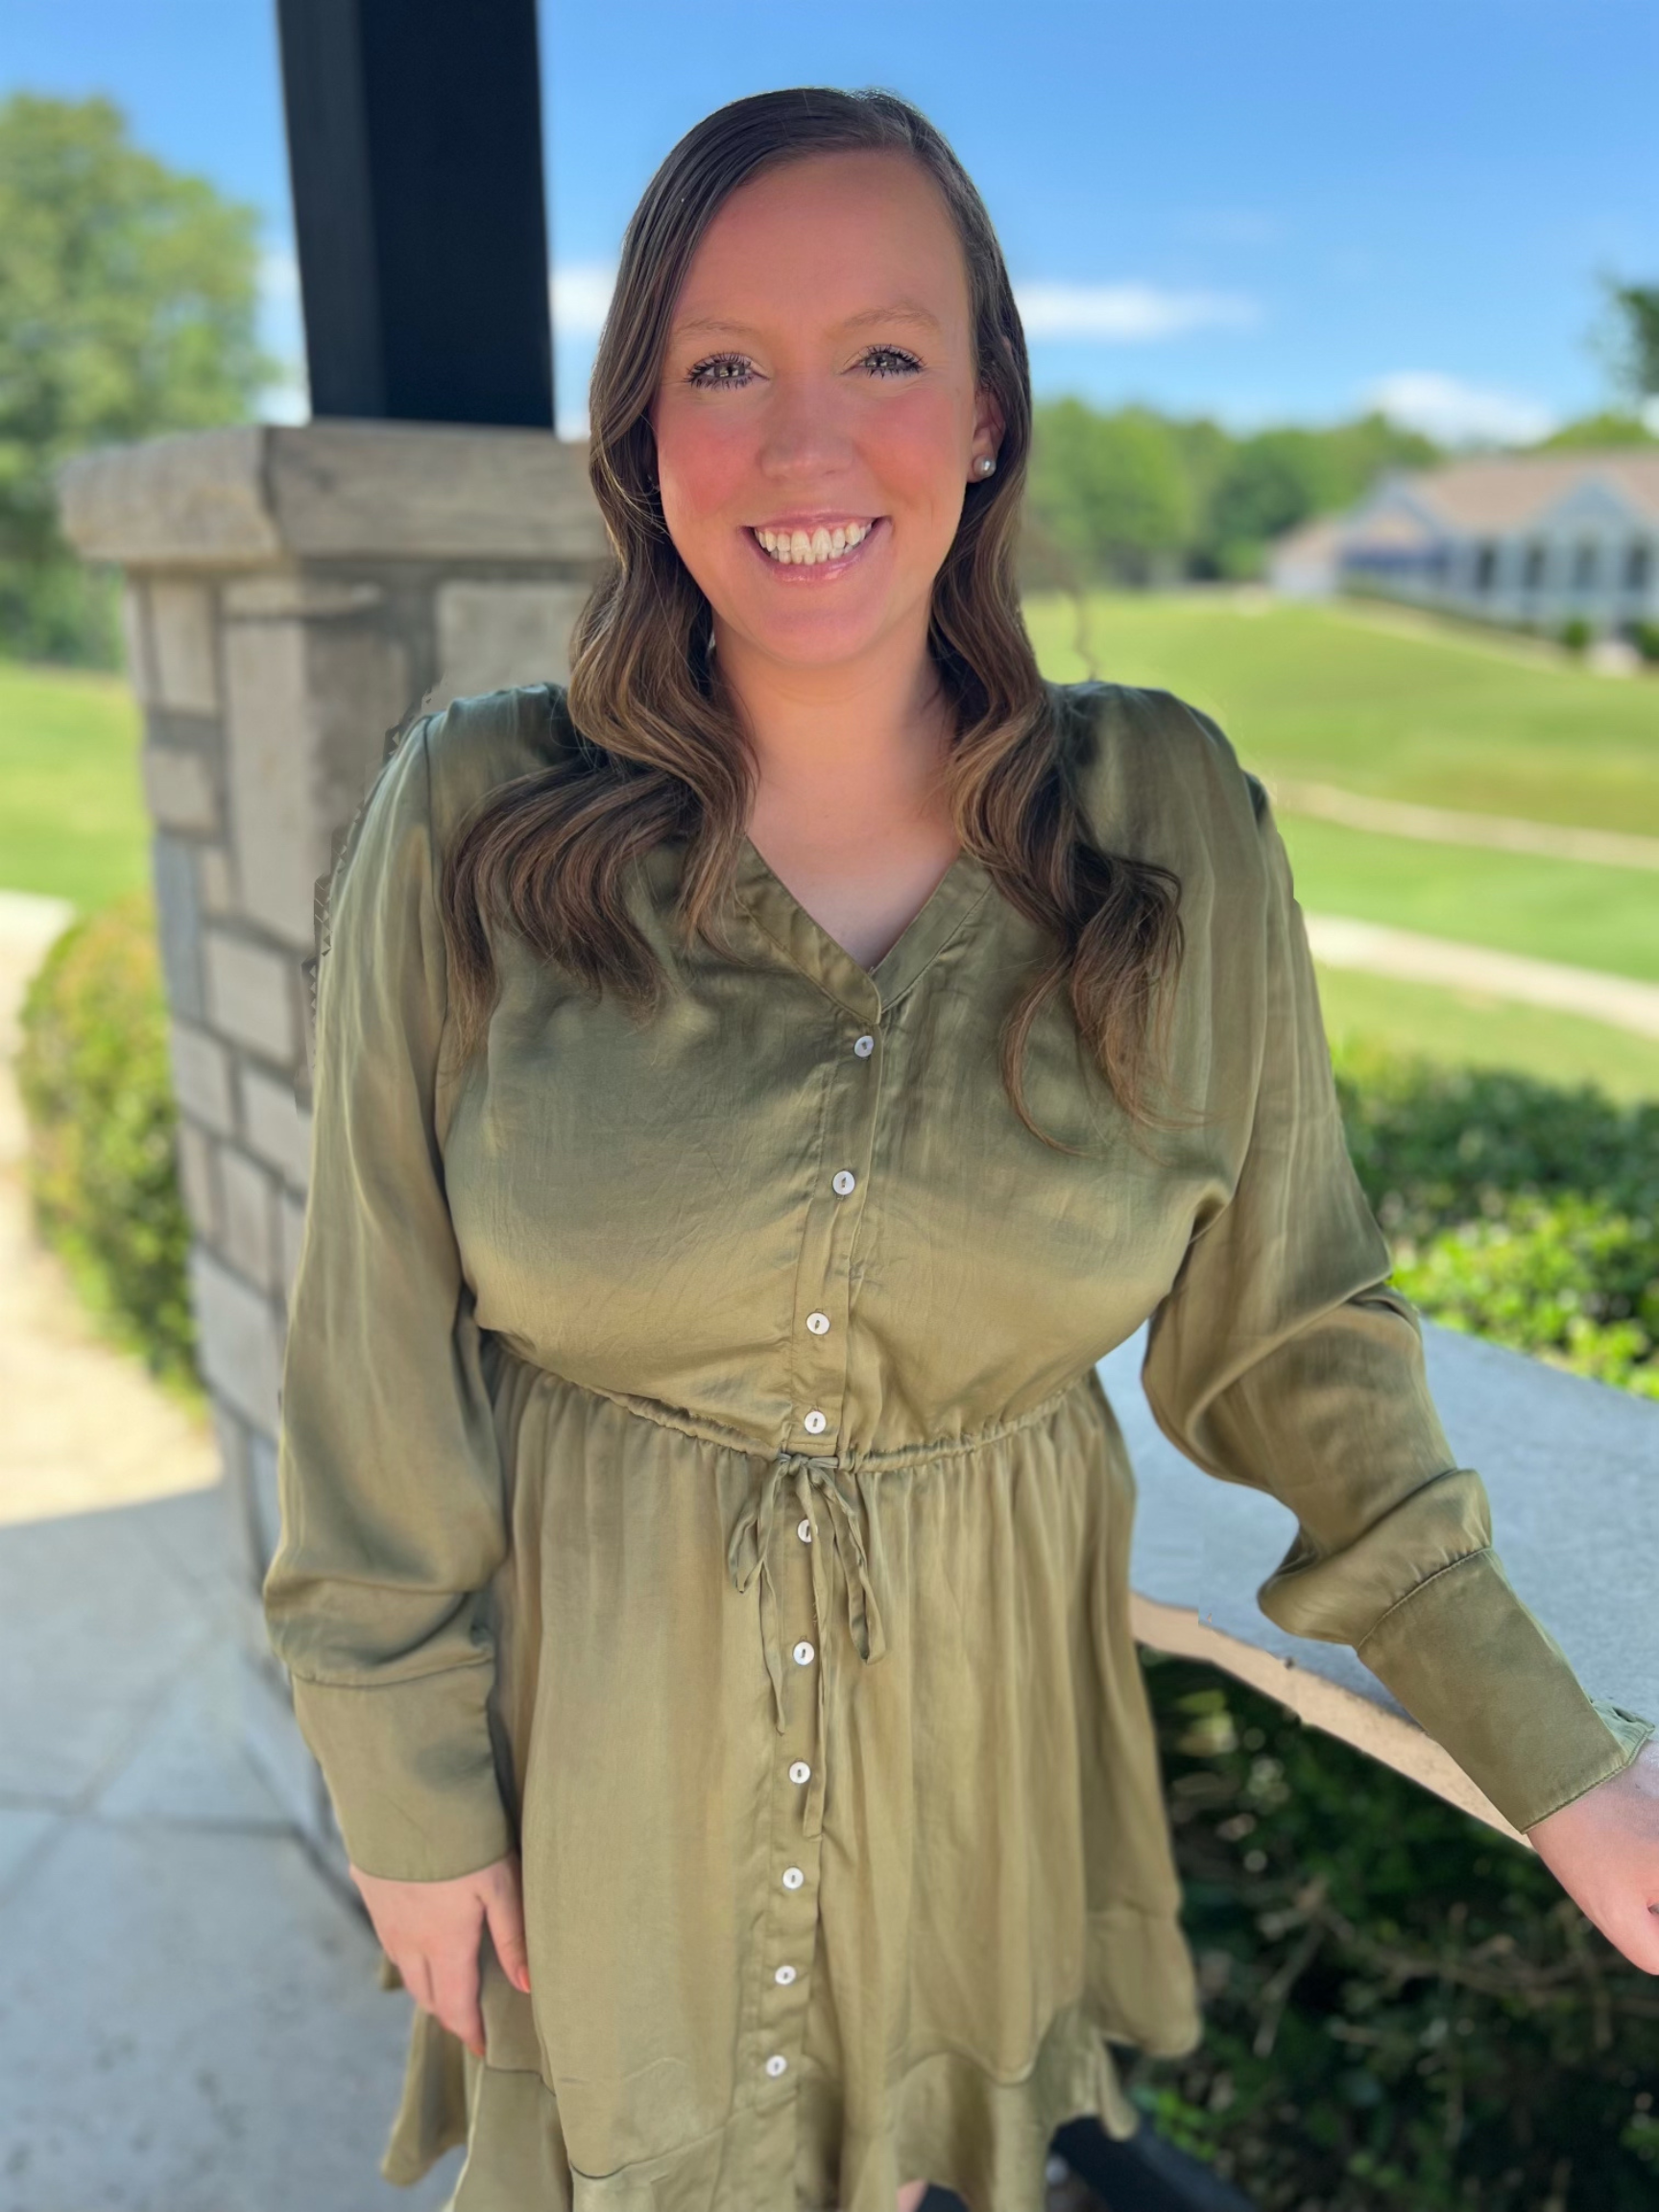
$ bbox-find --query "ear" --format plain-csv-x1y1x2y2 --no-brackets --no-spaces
973,383,1006,462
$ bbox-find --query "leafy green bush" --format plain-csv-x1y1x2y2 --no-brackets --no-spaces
1630,618,1659,664
1126,1653,1659,2211
1559,615,1594,653
1331,1041,1659,1397
15,886,200,1392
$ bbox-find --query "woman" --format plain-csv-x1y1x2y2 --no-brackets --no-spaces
263,85,1659,2212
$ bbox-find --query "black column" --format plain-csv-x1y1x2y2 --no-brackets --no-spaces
275,0,554,427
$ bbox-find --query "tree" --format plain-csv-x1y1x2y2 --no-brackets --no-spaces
1599,277,1659,405
0,91,279,661
1026,400,1195,586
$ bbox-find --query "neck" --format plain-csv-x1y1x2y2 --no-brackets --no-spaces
714,612,954,838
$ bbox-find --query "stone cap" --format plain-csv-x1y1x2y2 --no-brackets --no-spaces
1105,1315,1659,1841
56,419,610,568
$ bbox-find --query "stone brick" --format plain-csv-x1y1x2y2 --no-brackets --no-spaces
173,1118,221,1240
196,844,235,916
434,577,589,708
202,927,301,1065
219,1145,278,1288
151,831,204,1022
166,1019,235,1136
149,578,220,713
141,744,219,835
240,1061,314,1189
188,1245,282,1431
223,614,413,950
210,1399,260,1588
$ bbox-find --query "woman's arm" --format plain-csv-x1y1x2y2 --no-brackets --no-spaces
1139,709,1657,1961
262,712,515,1887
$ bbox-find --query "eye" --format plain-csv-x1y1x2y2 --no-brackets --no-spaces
860,345,923,378
686,352,756,390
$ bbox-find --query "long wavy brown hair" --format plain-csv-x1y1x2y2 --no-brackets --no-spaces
439,84,1190,1149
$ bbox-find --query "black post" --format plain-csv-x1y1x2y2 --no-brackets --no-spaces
274,0,554,427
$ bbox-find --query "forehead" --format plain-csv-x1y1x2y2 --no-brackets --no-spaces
669,149,971,336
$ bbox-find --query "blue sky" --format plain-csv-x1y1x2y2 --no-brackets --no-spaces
7,0,1656,445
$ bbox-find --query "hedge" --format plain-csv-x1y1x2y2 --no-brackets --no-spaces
15,886,199,1395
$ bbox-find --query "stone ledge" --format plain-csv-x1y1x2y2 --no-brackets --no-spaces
57,419,609,567
1106,1316,1659,1843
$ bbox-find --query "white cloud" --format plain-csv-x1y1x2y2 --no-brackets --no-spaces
1360,370,1557,447
1013,281,1260,342
550,263,617,338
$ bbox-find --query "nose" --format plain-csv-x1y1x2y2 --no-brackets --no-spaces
756,368,857,485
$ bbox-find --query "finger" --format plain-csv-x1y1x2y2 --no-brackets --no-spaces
484,1869,533,1995
430,1931,488,2058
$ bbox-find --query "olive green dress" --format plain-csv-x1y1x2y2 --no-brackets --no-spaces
262,676,1651,2212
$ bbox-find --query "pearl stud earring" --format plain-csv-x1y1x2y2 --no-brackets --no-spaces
974,455,997,477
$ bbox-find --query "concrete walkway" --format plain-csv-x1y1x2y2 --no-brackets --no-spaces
0,892,459,2212
1304,913,1659,1041
1272,779,1659,871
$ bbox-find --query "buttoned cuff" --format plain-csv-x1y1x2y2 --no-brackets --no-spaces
288,1667,515,1881
1356,1545,1656,1836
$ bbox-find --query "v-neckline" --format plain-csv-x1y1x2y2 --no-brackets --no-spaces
733,831,994,1013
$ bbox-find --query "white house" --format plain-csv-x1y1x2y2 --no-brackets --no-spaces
1268,450,1659,638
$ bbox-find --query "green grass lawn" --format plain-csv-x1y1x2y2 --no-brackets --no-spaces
1277,814,1659,984
1024,588,1659,836
0,658,148,910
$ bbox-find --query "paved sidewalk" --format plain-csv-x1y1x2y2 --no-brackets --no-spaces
0,892,458,2212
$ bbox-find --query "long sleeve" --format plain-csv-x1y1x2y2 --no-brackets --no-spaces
262,713,516,1882
1140,745,1653,1838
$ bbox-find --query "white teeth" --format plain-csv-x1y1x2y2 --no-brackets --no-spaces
754,519,874,565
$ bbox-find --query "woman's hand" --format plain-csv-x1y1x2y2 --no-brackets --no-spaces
350,1847,533,2057
1525,1736,1659,1973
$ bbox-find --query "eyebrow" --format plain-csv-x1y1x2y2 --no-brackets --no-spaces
670,299,944,342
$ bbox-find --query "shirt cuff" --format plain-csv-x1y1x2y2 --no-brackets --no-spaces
288,1667,516,1881
1355,1545,1656,1835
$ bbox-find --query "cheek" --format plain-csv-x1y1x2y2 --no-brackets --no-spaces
866,389,969,524
654,402,752,544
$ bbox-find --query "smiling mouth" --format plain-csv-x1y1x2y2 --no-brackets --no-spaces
748,518,878,567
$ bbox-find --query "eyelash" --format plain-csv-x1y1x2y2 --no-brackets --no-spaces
685,344,923,390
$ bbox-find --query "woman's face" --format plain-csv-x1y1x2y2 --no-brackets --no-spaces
649,148,1002,679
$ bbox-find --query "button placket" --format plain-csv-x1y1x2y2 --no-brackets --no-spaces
789,1011,881,1449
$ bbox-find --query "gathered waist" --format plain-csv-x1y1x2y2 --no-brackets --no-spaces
481,1338,1106,1475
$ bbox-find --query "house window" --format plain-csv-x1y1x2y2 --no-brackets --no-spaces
1522,541,1547,589
1473,541,1498,591
1573,541,1598,589
1626,541,1652,591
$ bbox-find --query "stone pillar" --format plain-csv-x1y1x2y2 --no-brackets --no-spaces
57,421,609,1883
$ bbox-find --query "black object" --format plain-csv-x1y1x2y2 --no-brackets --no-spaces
916,2114,1259,2212
274,0,555,426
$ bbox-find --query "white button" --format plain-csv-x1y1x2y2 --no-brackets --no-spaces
854,1034,876,1057
792,1639,815,1667
805,1310,830,1335
765,2053,788,2077
775,1963,797,1984
797,1516,812,1543
803,1409,828,1434
789,1760,811,1784
831,1169,856,1195
782,1865,805,1889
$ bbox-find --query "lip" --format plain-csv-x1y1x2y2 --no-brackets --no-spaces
743,515,887,580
